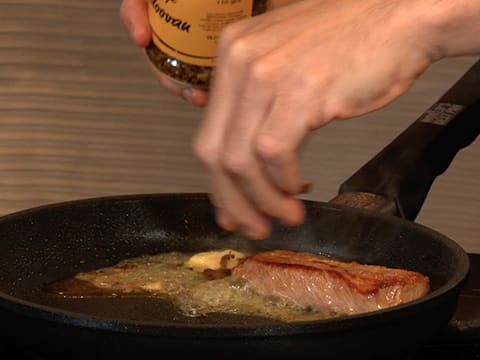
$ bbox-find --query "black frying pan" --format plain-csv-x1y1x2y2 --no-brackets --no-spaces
0,60,479,360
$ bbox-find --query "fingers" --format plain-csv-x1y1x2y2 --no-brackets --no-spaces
214,206,239,233
256,85,315,195
194,32,309,239
120,0,432,242
183,88,209,107
120,0,151,47
210,174,273,240
219,62,305,225
196,105,307,239
120,1,209,106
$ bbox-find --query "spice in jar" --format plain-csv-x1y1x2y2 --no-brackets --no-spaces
145,0,269,89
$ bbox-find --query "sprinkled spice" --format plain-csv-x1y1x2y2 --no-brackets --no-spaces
146,0,269,89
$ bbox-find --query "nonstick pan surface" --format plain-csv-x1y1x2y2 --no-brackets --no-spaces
0,193,469,359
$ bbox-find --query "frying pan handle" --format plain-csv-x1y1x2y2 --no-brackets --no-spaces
331,59,480,220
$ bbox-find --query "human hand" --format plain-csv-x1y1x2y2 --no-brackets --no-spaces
193,0,439,239
119,0,208,106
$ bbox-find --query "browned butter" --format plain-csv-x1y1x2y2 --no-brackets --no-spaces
46,251,339,322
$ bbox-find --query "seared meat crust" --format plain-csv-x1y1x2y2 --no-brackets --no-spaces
232,250,430,315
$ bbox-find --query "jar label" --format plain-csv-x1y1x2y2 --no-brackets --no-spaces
148,0,254,67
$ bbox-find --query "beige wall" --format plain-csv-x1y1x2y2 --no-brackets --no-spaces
0,1,478,252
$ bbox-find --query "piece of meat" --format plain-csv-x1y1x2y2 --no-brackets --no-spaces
231,249,430,315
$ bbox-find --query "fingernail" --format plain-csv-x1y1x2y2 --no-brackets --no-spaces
283,201,306,226
243,226,269,240
244,228,261,240
126,21,136,37
300,182,312,194
182,88,193,103
216,211,238,232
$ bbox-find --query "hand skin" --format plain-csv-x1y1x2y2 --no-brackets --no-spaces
119,0,209,107
121,0,480,240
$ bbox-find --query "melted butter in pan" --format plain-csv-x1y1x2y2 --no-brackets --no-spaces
46,250,337,322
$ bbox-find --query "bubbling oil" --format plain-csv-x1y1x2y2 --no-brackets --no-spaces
46,251,338,322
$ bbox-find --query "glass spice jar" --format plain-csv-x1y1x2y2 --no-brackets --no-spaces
145,0,269,89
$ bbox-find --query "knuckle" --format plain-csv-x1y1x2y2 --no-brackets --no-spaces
222,152,251,176
247,58,272,85
227,38,252,66
218,22,244,54
325,99,351,120
219,32,255,68
192,139,220,169
294,72,318,93
255,134,286,164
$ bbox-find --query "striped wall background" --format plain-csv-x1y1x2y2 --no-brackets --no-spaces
1,0,479,252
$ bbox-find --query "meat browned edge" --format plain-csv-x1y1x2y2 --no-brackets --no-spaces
231,250,430,315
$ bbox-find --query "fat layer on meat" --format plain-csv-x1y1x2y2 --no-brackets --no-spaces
231,250,430,315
